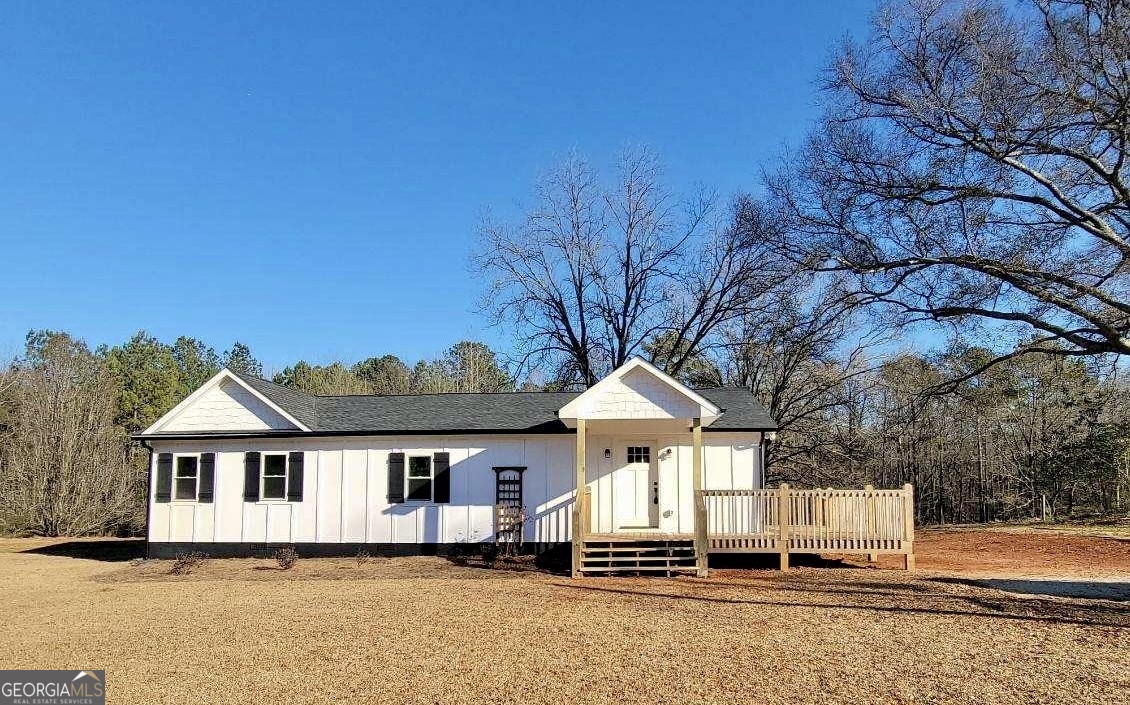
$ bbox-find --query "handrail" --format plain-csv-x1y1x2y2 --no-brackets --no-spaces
700,483,916,569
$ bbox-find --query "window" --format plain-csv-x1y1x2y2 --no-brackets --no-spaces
262,454,288,500
627,446,650,464
174,456,199,500
406,456,432,502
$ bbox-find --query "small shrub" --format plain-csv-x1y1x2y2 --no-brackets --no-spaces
355,549,370,567
479,544,500,566
169,551,206,575
275,547,299,570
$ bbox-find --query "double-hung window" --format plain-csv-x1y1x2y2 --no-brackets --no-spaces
262,453,288,500
174,456,199,500
406,456,432,502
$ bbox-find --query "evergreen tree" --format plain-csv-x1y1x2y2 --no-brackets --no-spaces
273,361,371,395
223,342,262,377
101,331,182,434
172,336,221,395
353,355,411,394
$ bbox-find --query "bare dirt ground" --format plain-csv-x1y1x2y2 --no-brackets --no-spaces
1,529,1127,705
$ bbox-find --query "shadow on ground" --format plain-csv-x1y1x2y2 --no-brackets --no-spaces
556,579,1130,629
708,553,856,570
22,539,145,562
931,576,1130,601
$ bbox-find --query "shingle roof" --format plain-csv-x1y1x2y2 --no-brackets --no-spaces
234,372,319,429
226,370,776,434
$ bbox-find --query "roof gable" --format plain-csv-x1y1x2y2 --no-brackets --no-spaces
143,369,312,435
557,358,722,425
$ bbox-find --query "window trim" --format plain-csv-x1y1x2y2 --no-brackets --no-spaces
405,454,434,503
171,453,200,503
259,452,290,502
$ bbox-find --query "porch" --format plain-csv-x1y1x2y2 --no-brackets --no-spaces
572,483,917,576
546,357,915,576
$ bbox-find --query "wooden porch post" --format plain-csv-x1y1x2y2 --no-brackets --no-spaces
778,483,790,571
903,482,916,571
571,419,587,578
692,417,709,577
865,484,877,563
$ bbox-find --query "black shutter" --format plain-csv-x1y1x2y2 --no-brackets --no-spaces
387,452,405,503
287,451,304,502
433,452,451,503
243,452,261,502
155,453,173,503
198,453,216,503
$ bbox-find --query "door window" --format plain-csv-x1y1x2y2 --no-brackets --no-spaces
627,446,650,464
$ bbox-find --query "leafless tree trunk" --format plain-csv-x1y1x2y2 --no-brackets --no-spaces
475,149,789,387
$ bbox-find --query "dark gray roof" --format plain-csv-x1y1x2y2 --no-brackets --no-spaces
219,370,776,435
693,387,778,430
234,371,319,429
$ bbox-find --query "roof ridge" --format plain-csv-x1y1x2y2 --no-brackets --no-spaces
229,368,314,395
316,389,581,399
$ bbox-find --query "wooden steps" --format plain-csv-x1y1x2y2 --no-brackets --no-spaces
579,539,698,576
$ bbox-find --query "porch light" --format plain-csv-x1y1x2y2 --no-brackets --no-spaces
603,448,611,460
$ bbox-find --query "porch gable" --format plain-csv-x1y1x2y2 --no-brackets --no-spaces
558,358,721,425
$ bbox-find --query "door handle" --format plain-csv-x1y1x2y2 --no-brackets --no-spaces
652,481,659,504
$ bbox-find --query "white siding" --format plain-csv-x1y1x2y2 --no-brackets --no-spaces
156,378,297,432
148,432,763,546
585,368,700,420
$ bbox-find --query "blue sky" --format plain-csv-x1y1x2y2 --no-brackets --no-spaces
0,1,877,373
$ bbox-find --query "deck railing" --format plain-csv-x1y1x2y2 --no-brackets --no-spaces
699,483,916,569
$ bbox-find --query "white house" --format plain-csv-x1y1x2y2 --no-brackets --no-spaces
136,358,778,574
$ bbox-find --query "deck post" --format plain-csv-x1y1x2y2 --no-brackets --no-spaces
902,482,916,571
572,418,586,578
865,484,877,562
777,483,790,571
692,417,708,577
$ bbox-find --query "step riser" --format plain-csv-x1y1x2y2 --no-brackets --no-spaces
579,539,699,576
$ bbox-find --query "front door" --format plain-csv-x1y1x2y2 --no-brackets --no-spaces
616,441,659,529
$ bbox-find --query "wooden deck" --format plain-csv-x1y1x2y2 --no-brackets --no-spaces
568,484,916,575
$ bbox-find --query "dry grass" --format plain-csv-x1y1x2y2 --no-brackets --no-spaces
0,537,1127,705
932,516,1130,540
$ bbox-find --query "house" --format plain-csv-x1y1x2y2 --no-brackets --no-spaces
137,357,916,575
136,358,778,573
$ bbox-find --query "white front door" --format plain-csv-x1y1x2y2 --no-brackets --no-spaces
616,441,659,529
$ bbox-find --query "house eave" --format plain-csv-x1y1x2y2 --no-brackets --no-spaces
132,426,574,441
132,424,775,442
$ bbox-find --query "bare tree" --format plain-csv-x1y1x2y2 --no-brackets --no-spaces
475,150,785,386
721,278,881,483
0,333,139,536
770,0,1130,371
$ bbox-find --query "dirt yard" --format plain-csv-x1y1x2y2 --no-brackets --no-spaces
1,529,1127,705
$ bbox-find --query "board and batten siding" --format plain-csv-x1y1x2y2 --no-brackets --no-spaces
148,431,764,546
148,435,578,545
583,433,761,534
